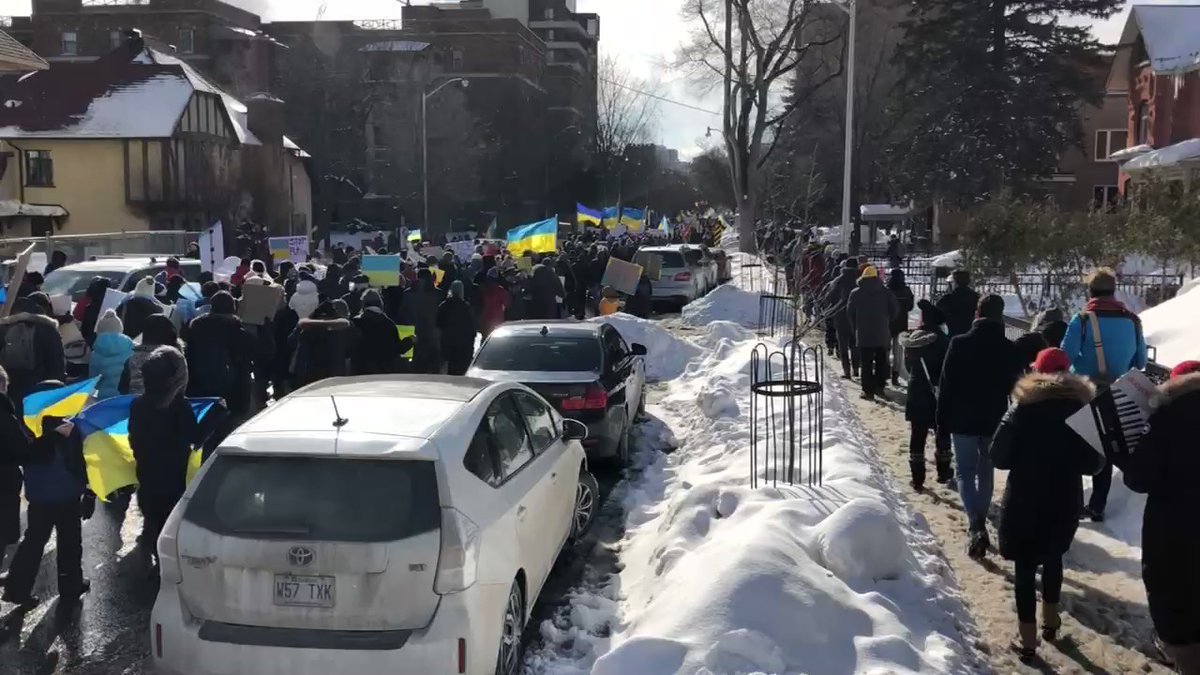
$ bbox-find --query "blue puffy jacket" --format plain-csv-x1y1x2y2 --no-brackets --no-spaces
1060,303,1147,382
90,332,134,399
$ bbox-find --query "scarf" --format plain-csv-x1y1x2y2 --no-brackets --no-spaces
1085,297,1129,314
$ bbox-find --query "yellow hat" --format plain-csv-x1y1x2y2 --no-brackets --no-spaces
860,265,879,279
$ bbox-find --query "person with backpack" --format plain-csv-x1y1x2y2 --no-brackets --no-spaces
901,300,953,491
120,315,182,396
1120,360,1200,674
937,294,1024,559
121,277,165,340
289,301,358,388
989,348,1103,662
186,291,255,425
88,309,134,400
936,269,981,338
1060,268,1147,521
0,295,66,417
3,384,93,611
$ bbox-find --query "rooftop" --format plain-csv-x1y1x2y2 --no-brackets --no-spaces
1128,4,1200,74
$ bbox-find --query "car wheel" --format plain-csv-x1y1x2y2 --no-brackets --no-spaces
495,579,525,675
637,386,647,419
614,418,631,466
569,470,600,545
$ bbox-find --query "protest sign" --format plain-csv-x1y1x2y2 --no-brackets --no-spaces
268,236,309,264
602,257,643,296
98,288,128,318
0,244,34,319
516,256,533,274
635,251,663,281
420,245,447,261
450,240,475,263
1067,369,1158,464
432,266,446,287
361,255,402,287
50,293,72,316
238,283,284,326
198,221,225,274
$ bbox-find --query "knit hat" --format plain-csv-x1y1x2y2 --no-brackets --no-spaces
917,299,945,327
1033,348,1071,374
132,276,157,298
96,308,123,335
1170,360,1200,380
450,280,465,300
860,265,879,279
842,258,857,270
360,288,383,309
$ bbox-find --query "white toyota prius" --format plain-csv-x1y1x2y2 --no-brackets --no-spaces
150,375,598,675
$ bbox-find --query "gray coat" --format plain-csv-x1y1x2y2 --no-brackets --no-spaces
825,267,859,333
847,276,899,349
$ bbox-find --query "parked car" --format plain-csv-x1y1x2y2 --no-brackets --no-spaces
636,246,703,308
468,321,647,466
681,245,719,294
150,375,598,675
43,256,201,302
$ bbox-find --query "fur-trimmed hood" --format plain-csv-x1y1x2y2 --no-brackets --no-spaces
0,312,58,330
1155,372,1200,407
900,328,942,349
1012,373,1095,406
297,317,352,332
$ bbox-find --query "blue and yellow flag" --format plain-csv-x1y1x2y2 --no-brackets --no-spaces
74,395,219,501
621,207,646,232
659,216,671,234
577,203,603,227
601,207,620,230
506,217,558,254
23,377,99,437
408,229,423,243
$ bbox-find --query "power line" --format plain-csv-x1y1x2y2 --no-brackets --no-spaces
600,77,721,116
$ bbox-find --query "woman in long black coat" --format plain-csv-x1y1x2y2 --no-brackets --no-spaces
990,349,1101,662
900,300,952,490
0,367,33,562
1120,362,1200,674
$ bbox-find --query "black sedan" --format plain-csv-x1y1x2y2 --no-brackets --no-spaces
467,321,647,465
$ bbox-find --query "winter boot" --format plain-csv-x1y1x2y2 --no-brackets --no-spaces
841,364,852,380
910,461,926,493
935,462,955,486
1013,622,1039,663
967,528,988,560
1041,602,1061,642
891,372,901,387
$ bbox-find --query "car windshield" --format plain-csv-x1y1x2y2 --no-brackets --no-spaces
41,269,127,301
474,335,602,372
646,251,686,268
185,456,439,543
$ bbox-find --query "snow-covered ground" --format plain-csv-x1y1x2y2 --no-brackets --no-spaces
528,266,979,675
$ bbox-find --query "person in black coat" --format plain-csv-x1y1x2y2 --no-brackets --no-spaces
990,349,1101,661
887,268,915,386
900,300,953,491
0,295,67,417
406,271,443,375
121,277,166,340
825,259,861,379
79,276,112,346
626,272,654,319
937,294,1023,559
129,346,202,570
936,270,981,338
186,292,255,420
289,301,359,388
437,281,476,376
0,366,33,571
1119,361,1200,673
352,290,406,375
529,256,566,320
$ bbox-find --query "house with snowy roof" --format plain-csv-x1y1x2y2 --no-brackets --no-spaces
0,31,311,238
1106,4,1200,188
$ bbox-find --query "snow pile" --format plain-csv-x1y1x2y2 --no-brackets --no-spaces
1140,282,1200,368
537,270,977,675
929,249,963,269
588,313,702,381
681,284,762,327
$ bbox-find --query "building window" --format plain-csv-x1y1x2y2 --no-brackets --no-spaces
178,27,195,54
1094,129,1127,161
547,29,556,41
1093,185,1119,209
452,48,464,69
110,30,124,49
24,150,54,187
544,8,554,19
61,31,78,56
1136,102,1151,145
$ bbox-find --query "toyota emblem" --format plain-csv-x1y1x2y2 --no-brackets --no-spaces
287,546,314,567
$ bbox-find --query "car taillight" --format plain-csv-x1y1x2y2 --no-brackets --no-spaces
561,384,607,411
158,499,186,586
435,508,480,594
674,271,692,281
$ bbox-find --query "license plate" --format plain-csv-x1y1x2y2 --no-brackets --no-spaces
273,574,335,608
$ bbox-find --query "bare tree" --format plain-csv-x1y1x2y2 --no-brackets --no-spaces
679,0,843,253
596,55,660,204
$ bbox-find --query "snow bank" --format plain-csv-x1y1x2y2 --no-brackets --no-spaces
588,313,702,381
537,282,977,675
929,249,963,269
1140,282,1200,368
681,284,762,327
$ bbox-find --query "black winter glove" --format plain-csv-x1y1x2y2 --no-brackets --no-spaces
80,494,96,521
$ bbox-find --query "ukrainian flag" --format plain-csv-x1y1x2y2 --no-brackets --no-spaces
506,217,558,255
621,208,646,232
408,229,423,243
23,377,99,438
601,207,620,230
74,395,218,501
577,203,603,227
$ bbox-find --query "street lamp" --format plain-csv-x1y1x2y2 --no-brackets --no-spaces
423,77,469,234
829,0,856,252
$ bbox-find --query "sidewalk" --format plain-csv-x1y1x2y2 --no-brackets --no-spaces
832,361,1174,674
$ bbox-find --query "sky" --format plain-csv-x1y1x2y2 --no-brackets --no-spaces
0,0,1174,157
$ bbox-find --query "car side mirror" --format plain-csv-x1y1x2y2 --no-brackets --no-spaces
563,418,588,442
631,343,647,356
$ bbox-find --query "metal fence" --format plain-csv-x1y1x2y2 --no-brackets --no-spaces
929,271,1183,313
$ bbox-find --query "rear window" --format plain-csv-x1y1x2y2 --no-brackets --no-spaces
683,249,704,266
647,251,685,268
186,456,439,543
474,335,602,372
42,269,127,301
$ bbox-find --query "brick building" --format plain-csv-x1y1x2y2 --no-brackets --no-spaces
1042,60,1126,211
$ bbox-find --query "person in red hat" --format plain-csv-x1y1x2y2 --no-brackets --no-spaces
1120,359,1200,674
989,347,1103,662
